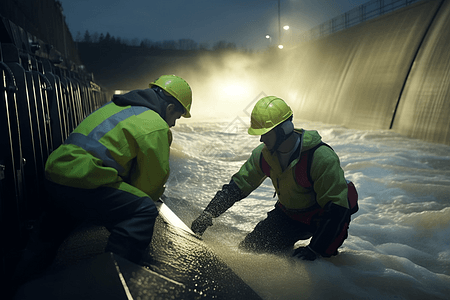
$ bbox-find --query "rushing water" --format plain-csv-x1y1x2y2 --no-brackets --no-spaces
163,119,450,300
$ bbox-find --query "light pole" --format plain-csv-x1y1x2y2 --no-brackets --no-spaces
278,0,281,48
266,1,284,49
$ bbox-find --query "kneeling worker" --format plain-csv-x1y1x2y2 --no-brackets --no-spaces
191,96,358,261
43,74,192,264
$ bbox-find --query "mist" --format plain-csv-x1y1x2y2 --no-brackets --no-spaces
133,48,309,124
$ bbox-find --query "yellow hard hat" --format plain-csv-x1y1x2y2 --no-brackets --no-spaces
149,75,192,118
248,96,293,135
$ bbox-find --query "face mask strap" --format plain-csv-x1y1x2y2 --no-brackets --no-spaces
270,120,294,153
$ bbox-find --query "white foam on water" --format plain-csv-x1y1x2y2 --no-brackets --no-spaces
165,120,450,300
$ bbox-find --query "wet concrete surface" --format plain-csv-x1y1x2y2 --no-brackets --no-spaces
14,202,262,299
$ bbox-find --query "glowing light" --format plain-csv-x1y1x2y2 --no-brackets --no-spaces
114,90,129,95
158,202,194,234
177,53,269,121
265,34,271,39
278,44,284,49
221,82,248,97
283,25,290,30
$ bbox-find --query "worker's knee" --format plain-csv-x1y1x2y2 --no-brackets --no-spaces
136,197,159,219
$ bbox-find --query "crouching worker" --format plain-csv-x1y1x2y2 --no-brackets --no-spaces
191,96,358,261
20,75,193,274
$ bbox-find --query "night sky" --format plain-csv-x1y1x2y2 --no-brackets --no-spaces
58,0,370,50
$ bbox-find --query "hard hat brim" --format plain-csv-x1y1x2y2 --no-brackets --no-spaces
248,127,271,136
182,110,191,118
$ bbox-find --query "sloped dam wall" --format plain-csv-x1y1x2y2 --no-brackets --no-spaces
285,0,449,145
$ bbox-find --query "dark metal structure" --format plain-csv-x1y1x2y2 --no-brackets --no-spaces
0,14,108,296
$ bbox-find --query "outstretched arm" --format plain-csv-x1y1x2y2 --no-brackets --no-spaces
191,180,244,235
191,144,267,235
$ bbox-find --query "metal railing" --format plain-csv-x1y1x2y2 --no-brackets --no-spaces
301,0,424,41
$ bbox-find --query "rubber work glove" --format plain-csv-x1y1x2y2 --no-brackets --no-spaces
191,211,213,235
292,246,318,261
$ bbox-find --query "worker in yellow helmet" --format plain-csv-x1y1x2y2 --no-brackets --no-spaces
17,75,192,276
191,96,358,261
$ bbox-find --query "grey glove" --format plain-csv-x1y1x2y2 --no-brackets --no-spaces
292,246,318,261
191,211,213,235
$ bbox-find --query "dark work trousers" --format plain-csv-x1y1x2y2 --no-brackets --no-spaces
44,180,159,264
239,205,348,254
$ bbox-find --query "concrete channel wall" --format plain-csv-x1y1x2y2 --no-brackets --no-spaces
287,0,449,145
392,0,450,144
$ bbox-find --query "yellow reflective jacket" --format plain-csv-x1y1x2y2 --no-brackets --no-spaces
232,129,348,210
45,89,172,201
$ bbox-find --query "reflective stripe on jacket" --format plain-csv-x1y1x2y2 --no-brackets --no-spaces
45,102,172,201
232,129,348,210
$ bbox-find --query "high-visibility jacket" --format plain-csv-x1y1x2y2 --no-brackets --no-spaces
45,89,172,201
203,129,350,256
232,129,349,210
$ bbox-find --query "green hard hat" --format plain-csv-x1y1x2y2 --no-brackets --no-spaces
149,75,192,118
248,96,293,135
